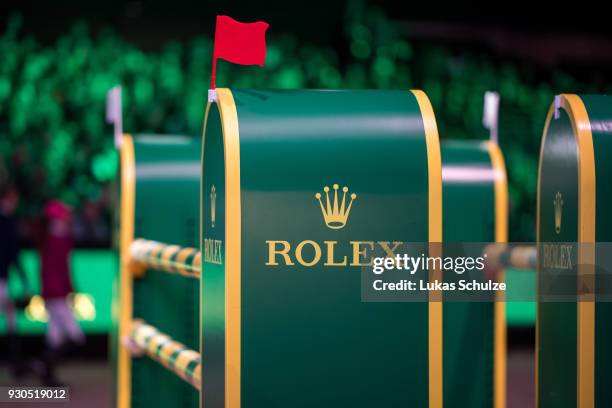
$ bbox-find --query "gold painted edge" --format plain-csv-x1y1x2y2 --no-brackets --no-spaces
537,95,596,408
411,89,443,408
485,140,508,408
216,88,242,408
118,134,135,408
562,94,596,408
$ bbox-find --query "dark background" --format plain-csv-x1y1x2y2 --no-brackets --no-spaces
1,0,611,244
0,3,604,405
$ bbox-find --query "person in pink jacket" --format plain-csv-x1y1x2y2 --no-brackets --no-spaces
39,200,84,385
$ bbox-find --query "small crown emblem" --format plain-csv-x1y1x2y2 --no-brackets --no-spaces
554,191,563,234
315,184,357,229
210,185,216,228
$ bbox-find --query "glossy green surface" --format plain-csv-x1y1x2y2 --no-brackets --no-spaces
130,135,201,408
538,107,580,408
538,96,612,407
581,96,612,408
202,89,435,407
201,104,226,407
441,141,497,408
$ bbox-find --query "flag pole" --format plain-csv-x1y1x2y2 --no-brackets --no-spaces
211,55,217,90
483,91,500,143
209,16,218,102
209,55,217,102
106,85,123,148
209,15,219,102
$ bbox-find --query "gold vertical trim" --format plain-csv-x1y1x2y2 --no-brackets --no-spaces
563,95,596,408
411,90,443,408
537,95,596,408
485,141,509,245
118,134,135,408
485,140,508,408
216,88,242,408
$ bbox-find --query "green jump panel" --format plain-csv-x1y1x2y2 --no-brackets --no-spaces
441,140,507,408
201,88,442,408
118,134,201,408
537,94,612,408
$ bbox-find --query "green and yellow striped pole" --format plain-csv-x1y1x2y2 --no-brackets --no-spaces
129,239,201,278
129,319,201,390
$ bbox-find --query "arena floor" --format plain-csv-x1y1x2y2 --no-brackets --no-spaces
0,361,111,407
507,348,535,408
0,348,534,407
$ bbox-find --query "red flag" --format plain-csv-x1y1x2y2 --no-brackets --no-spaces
211,15,269,89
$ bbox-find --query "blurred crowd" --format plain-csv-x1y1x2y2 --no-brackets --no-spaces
0,183,84,386
3,6,612,242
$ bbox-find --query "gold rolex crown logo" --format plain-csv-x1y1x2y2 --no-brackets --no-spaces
211,185,216,228
315,184,357,229
554,191,563,234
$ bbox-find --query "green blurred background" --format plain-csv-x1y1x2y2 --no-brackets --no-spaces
1,0,611,334
0,251,115,334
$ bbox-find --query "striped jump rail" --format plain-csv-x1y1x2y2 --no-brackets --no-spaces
484,244,537,272
128,319,201,389
129,239,201,278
